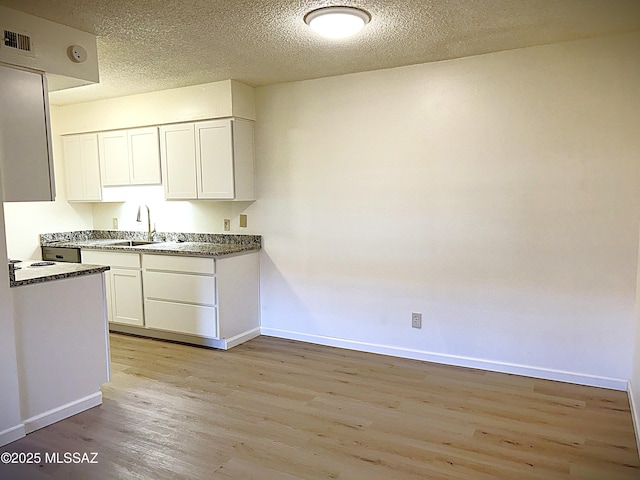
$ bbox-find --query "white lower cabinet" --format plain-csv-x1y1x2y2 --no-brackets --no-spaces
143,255,218,338
109,268,144,326
82,249,259,349
142,252,260,348
81,250,143,326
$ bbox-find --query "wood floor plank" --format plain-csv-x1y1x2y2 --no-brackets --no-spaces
1,333,638,479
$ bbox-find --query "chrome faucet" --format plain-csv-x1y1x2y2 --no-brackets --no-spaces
136,204,155,241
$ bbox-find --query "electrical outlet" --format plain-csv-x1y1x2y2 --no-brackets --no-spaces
223,219,231,231
239,214,247,228
411,312,422,329
112,217,118,229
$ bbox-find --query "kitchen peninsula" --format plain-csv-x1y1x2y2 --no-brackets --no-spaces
10,260,110,435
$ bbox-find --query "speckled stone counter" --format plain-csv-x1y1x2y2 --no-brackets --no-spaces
40,230,262,258
10,261,110,288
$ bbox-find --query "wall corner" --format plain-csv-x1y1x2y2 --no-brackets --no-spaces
230,80,256,121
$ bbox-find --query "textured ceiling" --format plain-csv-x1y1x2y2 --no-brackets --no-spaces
1,0,640,105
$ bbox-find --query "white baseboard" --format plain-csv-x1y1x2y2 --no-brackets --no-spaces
23,392,103,434
110,325,260,350
261,328,628,391
225,327,261,349
628,381,640,456
0,424,26,447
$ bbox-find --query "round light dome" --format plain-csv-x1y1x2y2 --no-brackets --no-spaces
304,6,371,39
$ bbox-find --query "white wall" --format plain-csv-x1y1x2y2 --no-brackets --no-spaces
91,191,254,235
3,105,94,261
252,31,640,389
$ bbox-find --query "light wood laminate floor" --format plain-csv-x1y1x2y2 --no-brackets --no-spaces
1,333,639,479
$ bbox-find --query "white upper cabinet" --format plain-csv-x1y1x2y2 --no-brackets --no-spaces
196,120,235,199
0,65,55,202
129,127,161,184
159,123,197,199
98,130,129,185
63,134,102,202
98,127,161,186
230,118,255,201
160,118,255,201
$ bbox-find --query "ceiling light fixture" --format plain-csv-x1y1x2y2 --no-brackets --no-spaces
304,6,371,39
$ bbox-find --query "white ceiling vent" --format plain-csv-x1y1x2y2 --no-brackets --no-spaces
2,29,34,56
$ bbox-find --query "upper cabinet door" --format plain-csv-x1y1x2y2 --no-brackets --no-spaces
98,130,129,186
128,127,161,185
81,135,103,201
159,124,197,199
62,136,85,202
63,133,102,202
0,65,55,202
196,119,235,200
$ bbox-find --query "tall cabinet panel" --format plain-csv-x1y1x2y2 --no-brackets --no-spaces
0,64,55,202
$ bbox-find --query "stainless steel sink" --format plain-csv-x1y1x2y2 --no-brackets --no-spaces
112,240,160,247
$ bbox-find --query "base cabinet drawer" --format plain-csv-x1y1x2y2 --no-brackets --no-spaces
143,270,215,305
82,250,141,269
144,299,219,338
143,254,214,274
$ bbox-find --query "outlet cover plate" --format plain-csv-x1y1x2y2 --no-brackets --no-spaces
412,312,422,329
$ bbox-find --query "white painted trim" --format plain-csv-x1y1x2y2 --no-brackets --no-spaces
628,381,640,457
22,392,102,434
261,328,628,391
109,325,258,350
0,423,26,447
224,327,261,349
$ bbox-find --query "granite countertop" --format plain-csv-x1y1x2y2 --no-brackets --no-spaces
10,261,110,288
40,230,262,258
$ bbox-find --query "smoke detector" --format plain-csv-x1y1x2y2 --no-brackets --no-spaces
68,45,87,63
